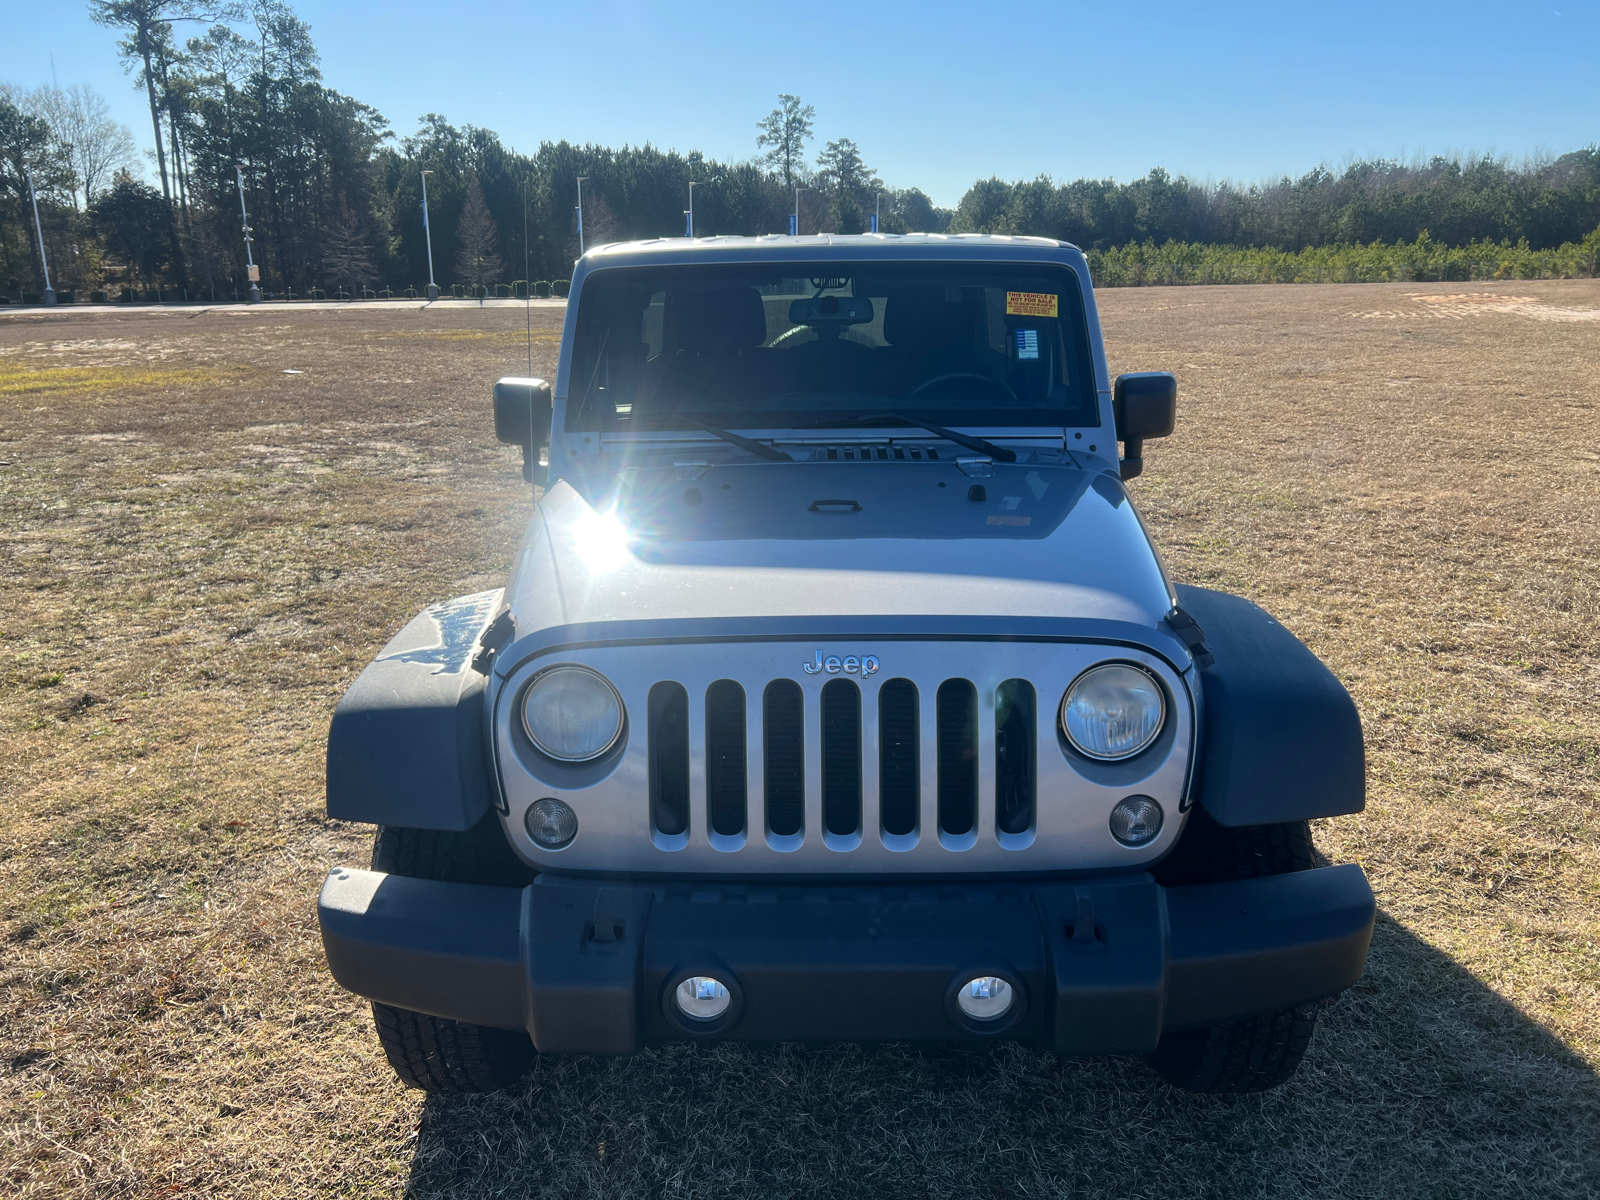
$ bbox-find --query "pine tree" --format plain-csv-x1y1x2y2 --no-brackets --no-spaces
756,94,814,189
454,176,502,287
321,193,374,289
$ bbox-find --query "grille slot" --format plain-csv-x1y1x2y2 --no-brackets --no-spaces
764,680,805,837
821,679,862,836
705,680,747,837
995,679,1036,835
936,679,978,836
878,678,919,837
648,682,690,837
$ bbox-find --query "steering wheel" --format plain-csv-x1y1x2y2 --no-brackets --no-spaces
907,371,1018,404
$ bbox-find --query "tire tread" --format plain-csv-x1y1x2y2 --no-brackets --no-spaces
1149,806,1323,1093
366,816,536,1093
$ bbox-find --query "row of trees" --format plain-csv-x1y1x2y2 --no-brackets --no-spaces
947,154,1600,253
3,0,1598,299
1085,229,1600,288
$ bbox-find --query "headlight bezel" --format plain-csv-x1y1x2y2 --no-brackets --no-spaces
1059,661,1168,762
519,663,626,763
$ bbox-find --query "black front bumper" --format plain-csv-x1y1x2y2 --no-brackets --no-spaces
317,866,1375,1055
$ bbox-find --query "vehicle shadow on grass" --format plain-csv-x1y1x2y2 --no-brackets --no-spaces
403,915,1600,1200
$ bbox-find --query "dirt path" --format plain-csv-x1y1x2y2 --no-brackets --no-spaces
2,283,1597,1198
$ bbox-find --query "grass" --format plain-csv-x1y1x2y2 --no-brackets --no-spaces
0,365,254,399
1,283,1598,1197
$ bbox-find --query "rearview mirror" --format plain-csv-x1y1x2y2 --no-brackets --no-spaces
493,377,553,486
1113,372,1177,481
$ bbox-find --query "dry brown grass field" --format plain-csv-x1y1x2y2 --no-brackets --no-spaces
2,283,1597,1199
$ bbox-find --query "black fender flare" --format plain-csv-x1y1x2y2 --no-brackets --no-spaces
326,590,508,831
1175,584,1365,826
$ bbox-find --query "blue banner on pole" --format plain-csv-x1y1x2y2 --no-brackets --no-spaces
685,211,693,237
789,214,797,236
869,213,878,233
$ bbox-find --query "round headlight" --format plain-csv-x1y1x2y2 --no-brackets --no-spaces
521,665,624,761
1061,663,1166,761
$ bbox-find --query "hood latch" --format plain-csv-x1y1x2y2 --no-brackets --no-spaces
1165,605,1215,669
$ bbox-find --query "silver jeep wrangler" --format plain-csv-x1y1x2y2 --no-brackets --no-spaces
317,235,1373,1094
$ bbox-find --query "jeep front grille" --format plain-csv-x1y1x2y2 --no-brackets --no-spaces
495,640,1194,875
648,675,1029,849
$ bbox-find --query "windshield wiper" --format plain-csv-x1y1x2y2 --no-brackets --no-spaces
671,415,794,462
797,412,1017,463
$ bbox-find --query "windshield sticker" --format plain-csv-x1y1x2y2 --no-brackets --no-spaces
987,514,1032,526
1006,291,1058,318
1015,328,1040,360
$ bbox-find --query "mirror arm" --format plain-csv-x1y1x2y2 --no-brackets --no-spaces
522,443,548,488
1119,438,1144,481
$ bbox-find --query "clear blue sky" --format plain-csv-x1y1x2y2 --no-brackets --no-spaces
5,0,1595,207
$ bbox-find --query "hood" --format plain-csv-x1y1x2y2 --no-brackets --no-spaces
503,459,1175,635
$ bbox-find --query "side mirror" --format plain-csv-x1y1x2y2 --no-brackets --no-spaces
1113,372,1177,481
493,376,553,486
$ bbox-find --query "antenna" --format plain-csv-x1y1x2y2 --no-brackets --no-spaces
524,176,532,378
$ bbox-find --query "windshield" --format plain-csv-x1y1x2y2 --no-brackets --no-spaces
567,261,1099,432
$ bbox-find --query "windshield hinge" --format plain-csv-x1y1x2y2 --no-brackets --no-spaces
957,456,994,478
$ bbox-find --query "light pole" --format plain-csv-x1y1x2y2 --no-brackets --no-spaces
234,165,260,303
872,190,882,234
686,181,697,238
791,186,808,236
25,164,55,306
420,169,438,301
575,176,587,256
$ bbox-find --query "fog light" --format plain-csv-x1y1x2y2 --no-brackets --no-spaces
525,797,578,849
675,976,731,1021
1109,795,1163,846
957,976,1014,1021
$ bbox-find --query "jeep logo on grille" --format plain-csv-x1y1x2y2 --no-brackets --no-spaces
803,650,880,677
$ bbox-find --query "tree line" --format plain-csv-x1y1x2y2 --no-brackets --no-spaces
946,155,1600,252
1,0,1597,300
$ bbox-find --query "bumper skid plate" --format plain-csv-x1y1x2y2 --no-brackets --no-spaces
317,865,1375,1055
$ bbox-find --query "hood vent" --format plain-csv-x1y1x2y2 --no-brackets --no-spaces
820,445,941,461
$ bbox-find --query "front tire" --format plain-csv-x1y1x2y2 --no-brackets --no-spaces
368,814,536,1093
1150,808,1323,1093
372,999,534,1093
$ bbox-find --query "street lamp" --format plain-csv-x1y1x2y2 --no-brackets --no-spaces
25,164,55,306
234,165,260,303
576,176,587,256
686,181,697,238
791,186,808,236
420,169,438,301
872,190,883,234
